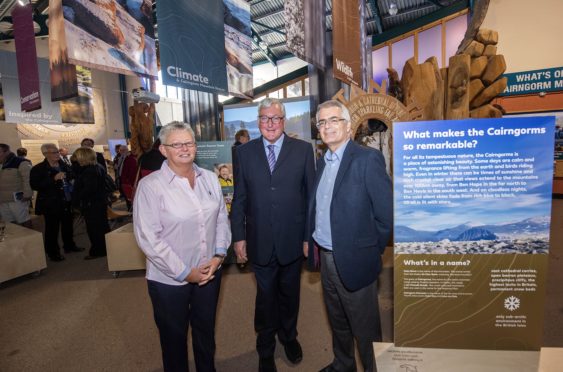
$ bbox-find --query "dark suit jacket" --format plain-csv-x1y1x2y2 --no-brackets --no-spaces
308,141,393,291
96,152,107,172
30,159,73,215
231,135,315,266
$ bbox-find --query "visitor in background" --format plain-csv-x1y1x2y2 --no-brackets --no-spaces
0,144,32,227
72,147,110,260
232,129,250,182
133,121,230,372
81,138,107,171
138,139,166,180
59,147,72,167
234,129,250,147
16,147,29,161
30,143,82,262
117,145,137,209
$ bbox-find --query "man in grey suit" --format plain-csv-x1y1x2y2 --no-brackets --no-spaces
231,98,315,372
307,100,393,372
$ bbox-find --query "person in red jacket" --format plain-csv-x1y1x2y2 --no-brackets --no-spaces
116,145,137,209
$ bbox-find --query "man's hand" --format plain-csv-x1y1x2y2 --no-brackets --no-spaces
54,172,65,181
234,240,248,263
303,241,309,258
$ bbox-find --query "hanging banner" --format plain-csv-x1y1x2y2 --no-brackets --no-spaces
158,0,228,94
0,81,5,121
12,3,41,112
223,0,253,98
332,0,362,86
62,0,157,77
59,66,95,124
48,0,78,102
393,117,555,350
0,51,62,124
285,0,326,70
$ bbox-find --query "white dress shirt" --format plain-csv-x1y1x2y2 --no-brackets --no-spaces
133,161,231,286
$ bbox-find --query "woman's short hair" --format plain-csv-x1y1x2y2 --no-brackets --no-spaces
73,147,98,166
158,121,196,145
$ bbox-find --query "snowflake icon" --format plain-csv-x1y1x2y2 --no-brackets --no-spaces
504,296,520,311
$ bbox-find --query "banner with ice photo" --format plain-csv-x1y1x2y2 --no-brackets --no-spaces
393,117,554,351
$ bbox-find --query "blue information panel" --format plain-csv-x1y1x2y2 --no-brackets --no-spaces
393,117,555,350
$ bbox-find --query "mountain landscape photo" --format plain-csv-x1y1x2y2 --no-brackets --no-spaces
395,216,550,254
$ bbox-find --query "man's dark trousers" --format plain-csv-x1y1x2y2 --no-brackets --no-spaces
253,254,302,358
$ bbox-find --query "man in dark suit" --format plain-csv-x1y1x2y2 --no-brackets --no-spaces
81,138,107,171
231,98,315,372
307,100,393,372
30,143,82,261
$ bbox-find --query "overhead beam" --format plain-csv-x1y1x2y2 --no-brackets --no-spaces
426,0,446,8
251,19,285,35
253,7,284,22
0,13,49,41
0,0,17,20
367,0,383,34
372,0,468,46
251,27,278,66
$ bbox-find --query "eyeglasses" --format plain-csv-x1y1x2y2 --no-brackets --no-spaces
259,115,284,125
316,117,347,129
45,151,60,154
162,142,196,149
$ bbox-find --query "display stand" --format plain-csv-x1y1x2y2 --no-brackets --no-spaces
0,223,47,283
373,342,541,372
105,223,145,278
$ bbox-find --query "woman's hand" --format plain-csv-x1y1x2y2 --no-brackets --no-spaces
185,256,224,286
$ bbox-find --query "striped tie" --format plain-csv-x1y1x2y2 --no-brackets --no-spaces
267,144,276,173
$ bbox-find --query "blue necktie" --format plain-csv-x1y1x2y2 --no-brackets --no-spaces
267,145,276,173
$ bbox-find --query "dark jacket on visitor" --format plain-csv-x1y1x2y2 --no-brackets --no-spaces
30,159,73,215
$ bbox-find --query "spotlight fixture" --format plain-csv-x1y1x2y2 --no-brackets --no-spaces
389,1,398,16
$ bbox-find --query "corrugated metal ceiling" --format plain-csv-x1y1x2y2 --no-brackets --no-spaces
0,0,467,65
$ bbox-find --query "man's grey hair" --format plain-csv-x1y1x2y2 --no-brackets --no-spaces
41,143,58,154
158,122,196,145
257,97,286,117
316,100,351,123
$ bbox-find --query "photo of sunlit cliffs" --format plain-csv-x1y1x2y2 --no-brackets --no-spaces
224,0,253,97
60,66,95,124
61,0,157,77
394,216,550,254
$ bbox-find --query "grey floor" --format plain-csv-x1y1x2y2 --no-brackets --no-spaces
1,199,561,372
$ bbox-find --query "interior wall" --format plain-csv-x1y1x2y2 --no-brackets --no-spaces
0,38,127,151
482,0,563,73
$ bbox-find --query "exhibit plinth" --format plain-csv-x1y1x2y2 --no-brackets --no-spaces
0,223,47,283
105,223,146,276
374,342,543,372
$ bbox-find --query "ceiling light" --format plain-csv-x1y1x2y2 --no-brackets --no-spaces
389,2,398,16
